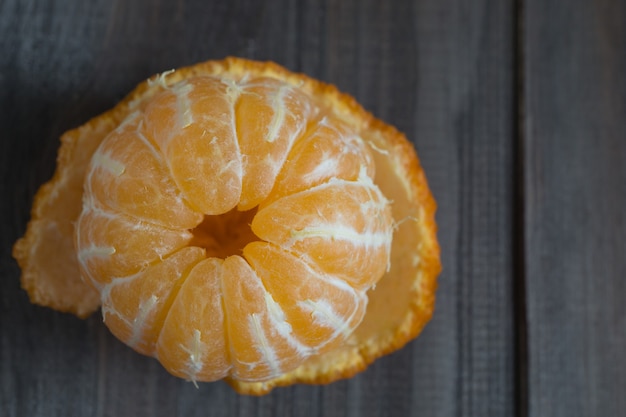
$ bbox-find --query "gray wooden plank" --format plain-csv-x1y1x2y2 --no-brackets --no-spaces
2,0,518,416
523,0,626,416
414,1,518,416
324,1,517,416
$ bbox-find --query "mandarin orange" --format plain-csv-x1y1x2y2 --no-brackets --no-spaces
13,57,440,394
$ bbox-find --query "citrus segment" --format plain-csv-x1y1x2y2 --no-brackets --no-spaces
244,242,367,350
264,116,375,206
235,77,318,210
84,113,202,229
156,257,231,383
251,178,392,289
143,77,242,215
100,246,206,356
75,205,192,285
220,255,307,381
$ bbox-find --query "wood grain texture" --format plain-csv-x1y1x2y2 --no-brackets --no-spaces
523,0,626,416
405,1,517,416
2,0,624,415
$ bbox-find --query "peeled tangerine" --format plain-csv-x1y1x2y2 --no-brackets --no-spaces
13,57,440,394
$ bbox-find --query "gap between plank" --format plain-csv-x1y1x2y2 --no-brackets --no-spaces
513,0,529,416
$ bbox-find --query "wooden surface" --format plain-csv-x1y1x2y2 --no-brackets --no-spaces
1,0,624,416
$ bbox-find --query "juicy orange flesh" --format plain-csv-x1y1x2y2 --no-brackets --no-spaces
234,77,317,210
156,257,231,382
102,246,206,356
84,113,203,229
262,117,375,206
244,242,366,351
253,180,392,290
75,75,394,383
75,206,193,284
144,78,242,215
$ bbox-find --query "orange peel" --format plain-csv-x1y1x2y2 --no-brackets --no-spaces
13,57,440,394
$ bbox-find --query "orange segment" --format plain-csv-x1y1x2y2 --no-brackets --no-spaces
156,257,231,382
143,77,242,215
85,113,202,229
221,255,307,382
244,242,367,351
252,178,393,289
264,116,375,206
235,77,318,210
100,247,205,356
75,204,192,285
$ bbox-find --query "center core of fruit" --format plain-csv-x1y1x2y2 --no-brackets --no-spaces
188,208,258,258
